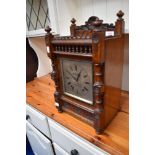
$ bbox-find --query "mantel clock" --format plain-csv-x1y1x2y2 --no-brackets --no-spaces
45,10,125,134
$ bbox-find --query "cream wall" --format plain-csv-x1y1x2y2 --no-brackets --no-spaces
50,0,129,35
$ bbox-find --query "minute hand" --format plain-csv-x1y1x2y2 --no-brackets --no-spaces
76,70,82,82
66,70,77,81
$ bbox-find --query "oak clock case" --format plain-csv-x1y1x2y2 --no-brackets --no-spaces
60,58,93,104
45,10,125,134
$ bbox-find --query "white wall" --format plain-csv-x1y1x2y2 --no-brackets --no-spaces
51,0,129,35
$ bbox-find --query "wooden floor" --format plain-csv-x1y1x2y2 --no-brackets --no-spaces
26,74,129,155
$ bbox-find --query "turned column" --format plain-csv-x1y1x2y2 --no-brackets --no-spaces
45,26,63,112
92,20,105,134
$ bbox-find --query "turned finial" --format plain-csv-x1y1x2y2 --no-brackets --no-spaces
45,25,52,33
71,18,76,25
117,10,124,20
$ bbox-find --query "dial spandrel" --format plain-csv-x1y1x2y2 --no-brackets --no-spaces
60,58,93,104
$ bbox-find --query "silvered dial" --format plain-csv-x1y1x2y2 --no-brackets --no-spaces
60,58,93,104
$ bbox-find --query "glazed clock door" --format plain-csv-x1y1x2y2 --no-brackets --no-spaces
26,121,54,155
60,58,93,104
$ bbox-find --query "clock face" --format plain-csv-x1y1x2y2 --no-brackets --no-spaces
60,58,93,104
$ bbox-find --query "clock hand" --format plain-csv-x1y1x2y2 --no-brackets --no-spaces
76,70,82,82
66,70,77,81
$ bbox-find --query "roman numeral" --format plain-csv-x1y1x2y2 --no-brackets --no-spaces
85,82,89,84
68,82,71,85
84,87,88,91
82,87,88,92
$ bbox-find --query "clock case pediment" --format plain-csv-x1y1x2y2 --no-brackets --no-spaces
45,10,125,134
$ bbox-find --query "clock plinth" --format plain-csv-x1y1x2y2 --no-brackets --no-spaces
45,11,125,134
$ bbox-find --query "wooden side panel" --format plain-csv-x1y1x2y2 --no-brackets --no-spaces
105,37,124,88
103,36,124,127
122,33,129,91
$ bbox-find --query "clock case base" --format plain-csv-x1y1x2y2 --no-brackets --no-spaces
45,11,125,134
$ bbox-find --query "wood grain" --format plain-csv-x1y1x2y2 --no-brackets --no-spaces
26,74,129,155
